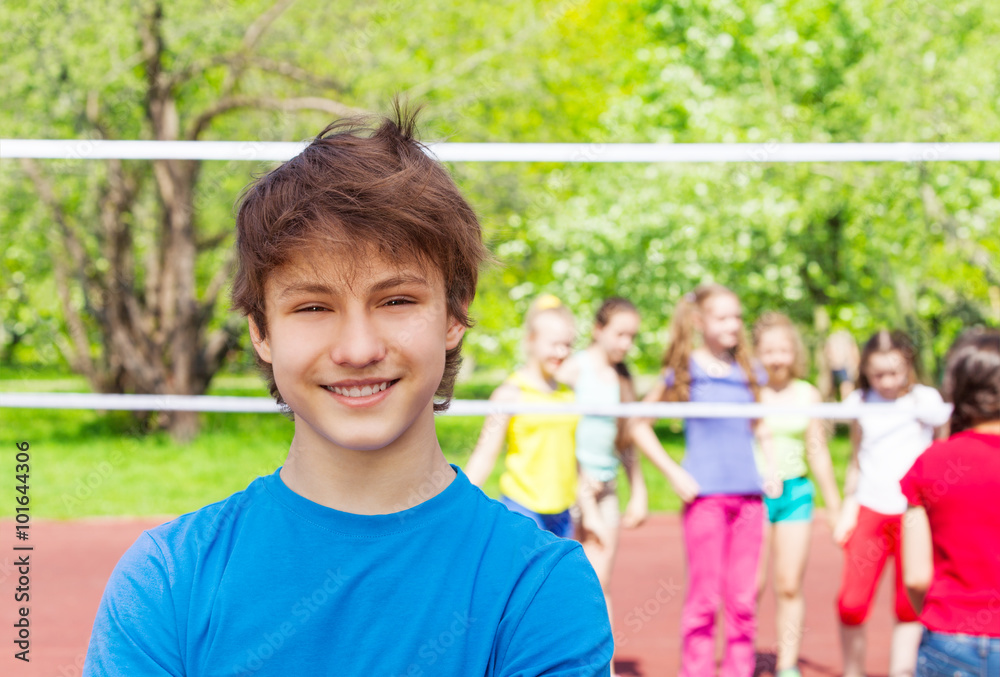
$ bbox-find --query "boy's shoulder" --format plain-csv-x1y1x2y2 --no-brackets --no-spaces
144,472,271,547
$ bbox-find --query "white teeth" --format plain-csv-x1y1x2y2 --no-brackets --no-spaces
327,381,391,398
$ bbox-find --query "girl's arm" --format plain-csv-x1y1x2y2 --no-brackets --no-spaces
464,383,517,487
902,505,933,613
619,445,648,527
626,377,700,503
754,419,782,499
575,465,614,543
804,385,842,531
833,421,862,546
618,376,648,527
554,353,581,389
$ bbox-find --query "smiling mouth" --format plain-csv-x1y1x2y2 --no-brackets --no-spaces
322,380,399,398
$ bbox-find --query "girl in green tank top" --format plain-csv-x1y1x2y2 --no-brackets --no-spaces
753,313,842,677
556,298,648,674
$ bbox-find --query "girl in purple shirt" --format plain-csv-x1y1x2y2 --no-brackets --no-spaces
630,283,778,677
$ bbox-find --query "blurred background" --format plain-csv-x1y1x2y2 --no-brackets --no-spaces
2,0,998,516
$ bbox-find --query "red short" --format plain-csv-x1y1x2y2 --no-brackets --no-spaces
837,505,918,626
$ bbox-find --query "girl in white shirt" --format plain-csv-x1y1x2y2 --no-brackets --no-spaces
833,330,948,677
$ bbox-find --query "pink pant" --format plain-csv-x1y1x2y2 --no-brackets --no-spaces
680,495,764,677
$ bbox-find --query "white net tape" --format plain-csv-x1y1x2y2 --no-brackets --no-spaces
2,139,998,163
0,391,952,420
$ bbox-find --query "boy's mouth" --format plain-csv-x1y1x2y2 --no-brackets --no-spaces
322,379,399,398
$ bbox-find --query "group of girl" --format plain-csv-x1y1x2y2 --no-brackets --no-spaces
465,285,1000,677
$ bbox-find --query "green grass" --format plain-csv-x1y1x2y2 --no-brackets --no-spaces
1,373,851,520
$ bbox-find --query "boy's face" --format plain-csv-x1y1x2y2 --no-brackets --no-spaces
249,248,466,454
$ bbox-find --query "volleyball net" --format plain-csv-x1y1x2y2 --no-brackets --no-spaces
0,391,953,421
3,139,998,163
2,138,989,419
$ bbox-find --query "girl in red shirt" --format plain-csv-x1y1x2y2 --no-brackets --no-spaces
901,328,1000,676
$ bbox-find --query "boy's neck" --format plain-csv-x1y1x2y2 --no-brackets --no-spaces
279,414,455,515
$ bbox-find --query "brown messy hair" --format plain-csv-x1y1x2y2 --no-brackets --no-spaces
857,329,919,395
661,283,760,402
752,311,807,380
943,328,1000,434
230,102,489,413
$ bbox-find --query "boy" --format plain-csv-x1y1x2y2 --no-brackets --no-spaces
83,106,613,676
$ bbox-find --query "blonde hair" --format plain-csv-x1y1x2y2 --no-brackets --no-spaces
661,283,760,402
525,294,574,335
752,312,807,380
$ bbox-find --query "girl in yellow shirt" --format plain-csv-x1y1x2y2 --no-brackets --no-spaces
465,295,579,537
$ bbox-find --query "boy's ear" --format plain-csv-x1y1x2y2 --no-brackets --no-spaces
247,316,273,364
445,313,467,351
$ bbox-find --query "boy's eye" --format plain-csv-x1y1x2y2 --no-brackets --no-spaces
297,306,326,313
384,298,414,307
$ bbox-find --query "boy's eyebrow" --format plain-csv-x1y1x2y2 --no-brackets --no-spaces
276,282,337,300
275,274,431,300
368,274,432,294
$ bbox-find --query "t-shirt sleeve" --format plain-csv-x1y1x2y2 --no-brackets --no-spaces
83,532,183,676
496,545,613,676
900,452,926,507
914,385,950,427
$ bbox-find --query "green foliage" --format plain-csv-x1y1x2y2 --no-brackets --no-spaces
2,0,997,384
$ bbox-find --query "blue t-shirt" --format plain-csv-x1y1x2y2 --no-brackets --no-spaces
84,466,612,676
669,359,764,496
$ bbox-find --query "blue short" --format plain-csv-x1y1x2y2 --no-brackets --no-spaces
764,476,815,523
917,629,1000,677
500,496,573,539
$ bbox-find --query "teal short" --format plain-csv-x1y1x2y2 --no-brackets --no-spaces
764,476,815,523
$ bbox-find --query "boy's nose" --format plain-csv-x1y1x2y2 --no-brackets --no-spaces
330,312,386,368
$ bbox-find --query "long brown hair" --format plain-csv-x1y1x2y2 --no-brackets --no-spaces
661,283,760,402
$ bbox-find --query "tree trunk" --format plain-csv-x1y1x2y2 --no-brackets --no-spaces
21,0,357,441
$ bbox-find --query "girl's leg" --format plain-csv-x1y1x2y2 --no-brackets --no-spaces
580,484,622,617
888,515,921,677
838,507,892,677
756,520,773,601
721,496,764,677
681,496,727,677
840,625,867,677
771,519,812,672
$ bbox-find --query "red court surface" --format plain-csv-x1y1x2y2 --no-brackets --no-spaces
1,513,897,676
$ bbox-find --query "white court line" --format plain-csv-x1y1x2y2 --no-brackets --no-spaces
2,139,998,163
0,391,952,420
